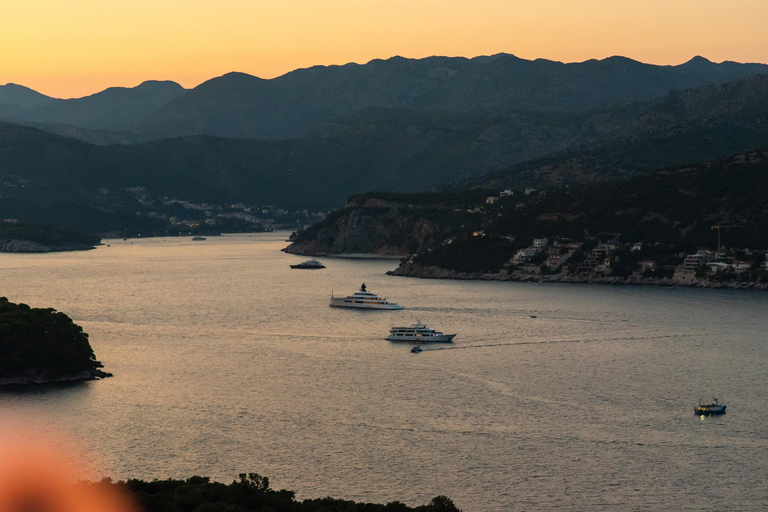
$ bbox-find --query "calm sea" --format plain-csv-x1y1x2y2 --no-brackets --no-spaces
1,233,766,511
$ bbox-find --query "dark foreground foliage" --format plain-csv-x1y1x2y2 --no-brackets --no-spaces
0,297,102,378
86,473,462,512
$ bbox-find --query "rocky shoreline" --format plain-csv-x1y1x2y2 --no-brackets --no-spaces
0,240,97,252
388,263,768,290
0,368,113,386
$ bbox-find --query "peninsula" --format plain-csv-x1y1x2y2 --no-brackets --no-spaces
0,297,111,385
286,148,768,290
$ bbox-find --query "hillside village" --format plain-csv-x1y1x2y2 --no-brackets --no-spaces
499,236,768,285
103,187,328,237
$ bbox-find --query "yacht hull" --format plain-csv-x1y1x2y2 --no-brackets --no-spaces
386,334,455,342
330,298,403,310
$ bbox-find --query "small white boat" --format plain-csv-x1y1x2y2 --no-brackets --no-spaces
695,398,726,415
290,259,325,269
330,283,403,310
387,323,455,342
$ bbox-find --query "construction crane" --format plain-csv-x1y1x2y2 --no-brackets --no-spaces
711,224,744,257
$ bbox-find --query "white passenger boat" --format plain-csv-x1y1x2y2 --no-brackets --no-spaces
329,283,404,310
386,323,455,342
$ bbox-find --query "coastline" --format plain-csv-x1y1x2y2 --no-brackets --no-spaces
387,264,768,291
0,368,113,386
0,240,97,253
303,252,401,260
283,246,403,259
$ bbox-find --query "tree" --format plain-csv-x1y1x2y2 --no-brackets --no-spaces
426,495,461,511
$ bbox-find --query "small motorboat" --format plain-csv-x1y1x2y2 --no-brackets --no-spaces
410,346,423,353
694,398,726,415
192,236,207,241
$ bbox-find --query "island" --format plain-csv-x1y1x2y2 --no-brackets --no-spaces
0,222,101,252
0,297,111,385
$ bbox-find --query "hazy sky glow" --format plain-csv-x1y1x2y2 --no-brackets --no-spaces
3,0,768,98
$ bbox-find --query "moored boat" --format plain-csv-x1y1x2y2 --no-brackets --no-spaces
291,259,326,269
411,346,423,353
329,283,403,309
694,398,726,415
386,322,455,342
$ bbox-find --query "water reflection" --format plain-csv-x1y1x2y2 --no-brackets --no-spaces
0,233,766,511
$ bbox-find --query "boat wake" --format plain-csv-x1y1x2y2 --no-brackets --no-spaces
418,333,696,352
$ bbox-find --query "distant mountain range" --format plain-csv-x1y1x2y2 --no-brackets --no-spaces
2,55,768,233
3,54,768,142
0,81,185,134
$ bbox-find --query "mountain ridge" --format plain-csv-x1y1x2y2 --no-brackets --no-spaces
3,71,768,234
4,54,768,142
4,80,185,132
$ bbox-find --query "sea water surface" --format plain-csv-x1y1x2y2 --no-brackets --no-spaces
1,233,766,511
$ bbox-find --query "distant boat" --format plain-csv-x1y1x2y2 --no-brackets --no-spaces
290,259,326,269
410,346,423,353
330,283,403,310
192,236,207,241
695,398,726,415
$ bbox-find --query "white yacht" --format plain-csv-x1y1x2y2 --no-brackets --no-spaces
329,283,404,310
386,323,456,342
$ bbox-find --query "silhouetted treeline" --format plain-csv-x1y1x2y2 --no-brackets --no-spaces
86,473,462,512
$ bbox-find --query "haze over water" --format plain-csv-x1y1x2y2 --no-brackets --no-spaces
1,233,766,511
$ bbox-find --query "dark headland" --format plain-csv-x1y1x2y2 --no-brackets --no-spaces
0,297,111,385
286,148,768,290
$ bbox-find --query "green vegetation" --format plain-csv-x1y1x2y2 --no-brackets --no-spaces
0,297,103,379
85,473,461,512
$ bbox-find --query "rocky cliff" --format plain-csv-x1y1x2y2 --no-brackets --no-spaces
284,195,483,256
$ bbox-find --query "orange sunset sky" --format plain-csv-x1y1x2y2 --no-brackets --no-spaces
3,0,768,99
